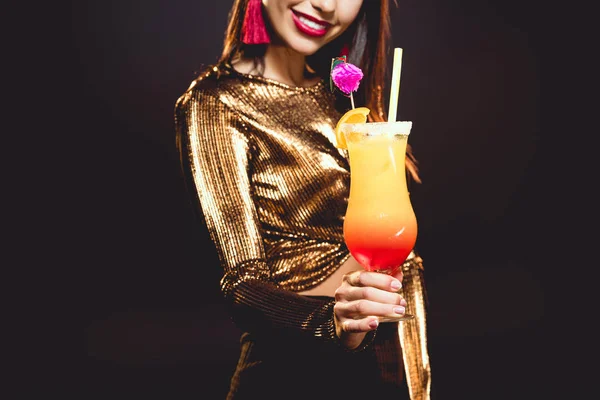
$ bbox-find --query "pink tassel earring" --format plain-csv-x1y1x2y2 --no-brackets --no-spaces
242,0,270,44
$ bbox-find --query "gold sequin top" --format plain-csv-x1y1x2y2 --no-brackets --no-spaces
175,63,431,399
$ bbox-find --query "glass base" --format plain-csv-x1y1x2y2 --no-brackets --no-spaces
378,313,415,323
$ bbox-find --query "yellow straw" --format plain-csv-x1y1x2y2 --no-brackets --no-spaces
387,48,403,122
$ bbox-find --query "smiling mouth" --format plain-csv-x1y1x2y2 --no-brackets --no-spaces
291,10,331,37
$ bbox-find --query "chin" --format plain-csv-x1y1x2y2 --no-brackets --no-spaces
289,39,327,56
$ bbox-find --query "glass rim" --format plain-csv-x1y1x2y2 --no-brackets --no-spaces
339,121,412,135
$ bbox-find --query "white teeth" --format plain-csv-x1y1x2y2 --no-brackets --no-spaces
298,15,327,31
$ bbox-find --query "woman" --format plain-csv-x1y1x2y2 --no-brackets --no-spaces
175,0,432,399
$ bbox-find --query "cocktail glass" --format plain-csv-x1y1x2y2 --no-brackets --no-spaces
340,120,417,322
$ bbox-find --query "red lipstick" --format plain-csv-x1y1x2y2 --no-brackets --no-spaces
291,10,330,38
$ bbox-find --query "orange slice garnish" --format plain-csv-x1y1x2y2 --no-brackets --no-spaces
334,107,370,149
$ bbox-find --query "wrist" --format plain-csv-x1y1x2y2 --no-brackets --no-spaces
332,317,377,352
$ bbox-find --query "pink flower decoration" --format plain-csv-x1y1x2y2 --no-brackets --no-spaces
331,62,364,95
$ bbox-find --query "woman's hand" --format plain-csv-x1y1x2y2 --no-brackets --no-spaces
333,268,406,350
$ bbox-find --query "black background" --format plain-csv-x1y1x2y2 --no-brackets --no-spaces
57,0,575,398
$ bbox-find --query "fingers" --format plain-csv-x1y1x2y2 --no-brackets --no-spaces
334,269,409,333
334,298,407,320
339,316,379,333
342,285,405,305
343,270,402,292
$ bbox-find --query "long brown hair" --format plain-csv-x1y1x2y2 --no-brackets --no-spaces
217,0,419,182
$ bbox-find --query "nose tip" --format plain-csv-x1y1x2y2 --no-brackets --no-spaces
311,0,335,13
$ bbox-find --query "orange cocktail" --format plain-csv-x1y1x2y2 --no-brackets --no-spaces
341,121,417,275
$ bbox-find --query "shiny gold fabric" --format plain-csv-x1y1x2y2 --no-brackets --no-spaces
400,253,432,400
175,63,431,399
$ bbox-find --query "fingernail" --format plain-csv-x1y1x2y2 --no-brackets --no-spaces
391,280,402,290
369,319,379,329
394,306,406,314
400,299,407,307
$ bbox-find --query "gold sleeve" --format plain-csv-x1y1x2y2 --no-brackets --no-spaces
176,82,270,292
399,252,432,400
